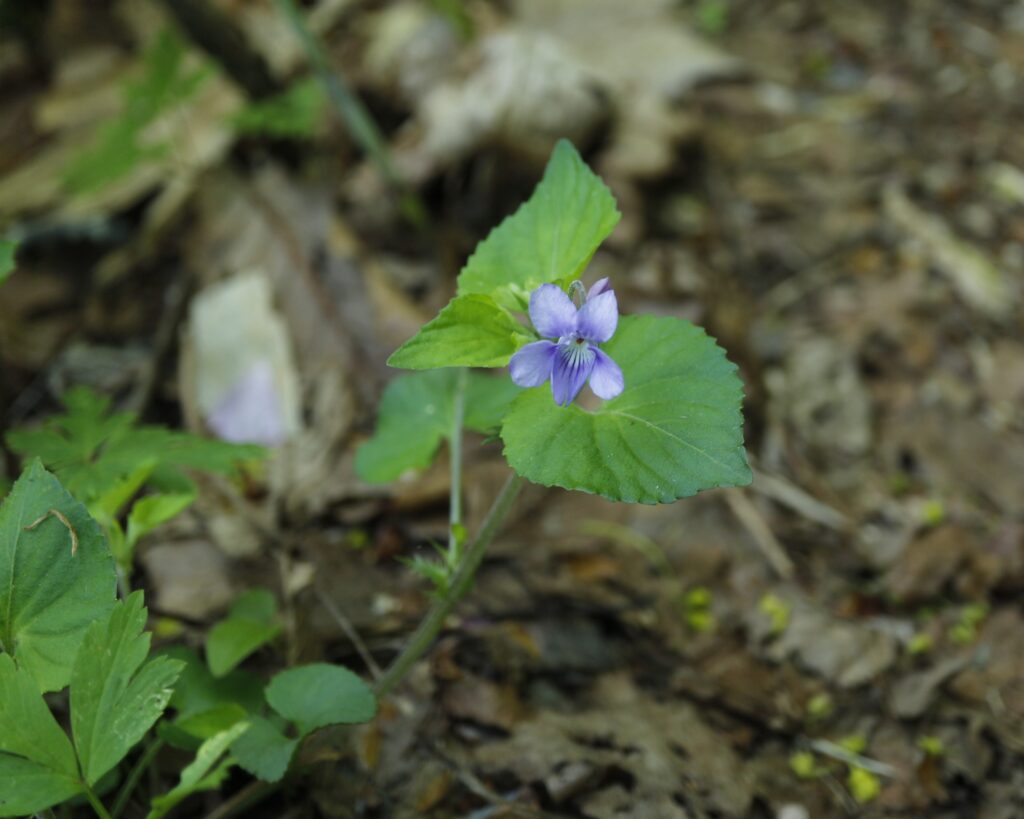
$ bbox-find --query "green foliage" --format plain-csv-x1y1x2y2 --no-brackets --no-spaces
205,589,282,677
227,663,376,783
0,654,83,817
908,632,933,655
789,751,820,779
7,387,262,504
696,0,729,35
0,239,15,284
63,30,209,194
233,77,325,137
918,735,945,757
159,646,263,750
456,139,620,308
146,722,250,819
380,139,749,506
806,693,834,719
950,602,988,644
848,766,881,804
683,587,715,632
70,593,184,785
388,295,532,369
0,592,183,817
265,663,376,734
230,716,298,783
124,490,196,556
759,593,791,636
0,461,117,692
501,315,751,503
356,370,520,483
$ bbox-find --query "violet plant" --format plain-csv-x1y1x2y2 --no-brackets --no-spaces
358,140,751,695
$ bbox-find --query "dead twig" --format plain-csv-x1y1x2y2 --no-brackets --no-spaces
750,467,848,531
313,583,383,682
723,489,794,580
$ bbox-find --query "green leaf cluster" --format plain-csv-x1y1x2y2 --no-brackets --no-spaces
0,592,183,817
7,387,262,503
62,30,209,195
382,138,751,503
231,663,376,782
7,387,263,569
160,592,375,785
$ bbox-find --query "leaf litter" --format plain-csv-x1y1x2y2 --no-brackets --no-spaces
3,0,1024,816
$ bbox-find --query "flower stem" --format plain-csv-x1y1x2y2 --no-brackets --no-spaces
375,472,523,698
446,368,468,568
83,785,113,819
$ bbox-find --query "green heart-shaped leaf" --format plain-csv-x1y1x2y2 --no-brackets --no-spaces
265,663,376,734
501,316,751,503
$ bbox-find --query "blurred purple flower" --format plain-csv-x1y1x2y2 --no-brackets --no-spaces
509,278,624,406
206,361,288,446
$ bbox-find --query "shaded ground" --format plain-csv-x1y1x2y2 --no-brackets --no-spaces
3,0,1024,816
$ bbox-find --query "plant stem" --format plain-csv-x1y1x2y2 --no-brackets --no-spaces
273,0,425,225
446,368,468,567
83,785,113,819
374,473,524,698
111,738,164,818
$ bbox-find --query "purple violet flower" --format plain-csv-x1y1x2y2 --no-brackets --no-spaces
509,278,624,406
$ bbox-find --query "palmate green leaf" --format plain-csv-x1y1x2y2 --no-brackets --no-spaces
356,370,520,483
205,588,281,677
71,592,184,785
501,316,752,503
0,461,117,692
230,715,298,783
0,239,16,285
457,140,620,307
146,721,249,819
6,387,263,503
0,655,82,817
388,294,532,369
265,663,376,735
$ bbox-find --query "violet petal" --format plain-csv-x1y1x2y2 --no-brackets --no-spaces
576,290,618,343
206,361,287,446
587,277,611,300
551,342,595,406
529,284,577,339
509,340,557,387
589,348,624,400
